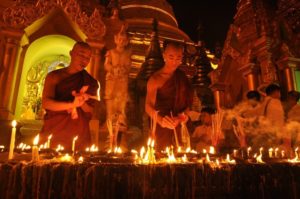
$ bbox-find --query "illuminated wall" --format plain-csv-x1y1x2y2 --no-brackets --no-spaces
15,35,75,119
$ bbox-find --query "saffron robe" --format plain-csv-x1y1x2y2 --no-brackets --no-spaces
154,69,193,150
41,70,98,150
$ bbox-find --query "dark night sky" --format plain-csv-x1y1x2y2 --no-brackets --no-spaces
167,0,239,51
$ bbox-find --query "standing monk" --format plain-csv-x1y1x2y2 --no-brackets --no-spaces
41,42,99,150
145,41,193,151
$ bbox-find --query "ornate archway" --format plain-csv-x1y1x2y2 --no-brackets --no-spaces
15,34,75,120
0,0,106,120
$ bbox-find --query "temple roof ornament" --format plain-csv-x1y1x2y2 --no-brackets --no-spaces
1,0,106,41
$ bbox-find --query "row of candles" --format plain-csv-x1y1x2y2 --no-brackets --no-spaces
8,120,80,161
6,120,300,164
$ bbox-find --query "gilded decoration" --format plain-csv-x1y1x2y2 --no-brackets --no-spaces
1,0,106,41
21,55,70,120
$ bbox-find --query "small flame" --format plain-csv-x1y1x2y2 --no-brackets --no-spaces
56,144,64,152
268,148,273,158
288,147,300,163
256,153,264,163
11,120,17,128
203,149,207,154
281,150,285,158
177,146,182,153
60,153,72,162
275,148,279,157
181,154,188,162
97,81,101,101
151,140,155,148
48,134,52,140
73,136,78,141
226,154,236,164
186,147,191,153
209,146,215,154
140,147,145,159
206,153,211,162
78,156,84,163
131,149,138,154
33,135,39,146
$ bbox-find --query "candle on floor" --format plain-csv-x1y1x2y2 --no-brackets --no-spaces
32,135,39,161
72,136,78,155
47,134,52,148
8,120,17,160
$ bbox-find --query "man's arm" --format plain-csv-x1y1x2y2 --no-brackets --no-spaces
42,73,85,111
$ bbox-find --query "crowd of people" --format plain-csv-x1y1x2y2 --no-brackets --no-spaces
190,84,300,154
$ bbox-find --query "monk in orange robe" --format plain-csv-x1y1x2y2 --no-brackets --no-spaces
146,41,193,151
40,42,99,150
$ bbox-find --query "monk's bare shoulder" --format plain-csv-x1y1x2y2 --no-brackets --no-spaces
148,71,164,88
45,68,66,83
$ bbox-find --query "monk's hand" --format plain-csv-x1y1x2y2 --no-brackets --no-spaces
161,116,177,129
178,113,189,124
72,94,86,108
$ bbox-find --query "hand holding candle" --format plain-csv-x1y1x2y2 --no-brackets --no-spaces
8,120,17,160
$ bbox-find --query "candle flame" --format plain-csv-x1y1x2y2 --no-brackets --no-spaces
48,134,52,139
256,153,264,163
73,136,78,141
226,154,236,164
11,120,17,128
78,156,84,163
97,80,101,101
209,146,215,154
60,153,72,162
33,135,39,146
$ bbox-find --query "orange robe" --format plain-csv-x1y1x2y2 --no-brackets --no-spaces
41,70,98,151
154,69,193,150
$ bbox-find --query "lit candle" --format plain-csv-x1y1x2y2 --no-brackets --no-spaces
259,147,263,155
268,148,273,158
247,147,251,157
47,134,52,148
209,146,215,154
281,150,285,158
72,136,78,155
233,149,237,158
32,135,39,161
275,148,279,158
8,120,17,160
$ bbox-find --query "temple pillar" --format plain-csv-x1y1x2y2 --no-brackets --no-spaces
276,57,300,92
210,83,226,111
86,39,105,146
86,39,105,81
239,63,259,91
0,29,23,120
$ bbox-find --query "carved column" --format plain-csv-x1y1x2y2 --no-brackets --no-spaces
86,40,105,147
210,83,226,111
239,63,259,91
0,29,23,120
87,39,105,81
276,57,300,92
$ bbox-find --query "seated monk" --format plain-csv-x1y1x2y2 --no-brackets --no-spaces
40,42,99,151
145,41,193,151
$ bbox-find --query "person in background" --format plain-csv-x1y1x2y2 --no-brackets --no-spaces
191,107,223,151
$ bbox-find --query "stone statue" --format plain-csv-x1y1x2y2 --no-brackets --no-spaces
104,25,131,149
